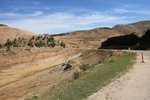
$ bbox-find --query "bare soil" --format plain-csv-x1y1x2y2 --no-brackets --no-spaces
0,48,114,100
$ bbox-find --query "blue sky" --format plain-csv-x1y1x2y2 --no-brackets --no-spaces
0,0,150,34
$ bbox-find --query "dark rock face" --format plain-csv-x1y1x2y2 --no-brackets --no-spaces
100,33,140,49
100,29,150,50
136,29,150,50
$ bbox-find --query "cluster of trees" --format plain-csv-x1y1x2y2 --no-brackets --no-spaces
0,35,66,50
27,35,56,47
0,24,7,27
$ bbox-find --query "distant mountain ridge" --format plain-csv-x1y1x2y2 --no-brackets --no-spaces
0,20,150,48
55,20,150,48
112,20,150,36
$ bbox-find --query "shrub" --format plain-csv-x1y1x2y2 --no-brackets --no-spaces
5,39,12,47
72,71,80,80
0,44,2,49
12,38,18,47
60,42,66,48
80,64,90,71
31,36,35,40
28,40,34,47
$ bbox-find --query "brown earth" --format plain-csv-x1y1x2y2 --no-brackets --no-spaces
0,48,116,100
55,29,121,49
0,26,36,44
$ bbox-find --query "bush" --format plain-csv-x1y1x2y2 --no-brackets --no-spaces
31,36,35,40
60,42,66,48
0,44,2,49
80,64,90,71
12,38,18,47
28,40,34,47
5,39,12,47
72,71,80,80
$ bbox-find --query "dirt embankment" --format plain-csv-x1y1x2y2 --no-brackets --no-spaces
0,47,65,70
0,48,117,100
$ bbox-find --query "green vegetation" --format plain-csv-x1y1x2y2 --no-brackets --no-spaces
79,64,90,71
60,42,66,48
28,52,136,100
0,35,66,49
72,71,80,80
0,24,7,26
0,44,2,49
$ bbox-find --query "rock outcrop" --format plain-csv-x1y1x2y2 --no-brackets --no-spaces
100,33,140,49
135,29,150,50
100,29,150,50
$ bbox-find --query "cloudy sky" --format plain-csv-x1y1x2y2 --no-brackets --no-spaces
0,0,150,34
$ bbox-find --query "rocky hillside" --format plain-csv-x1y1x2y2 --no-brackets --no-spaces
137,29,150,49
100,29,150,50
100,33,140,49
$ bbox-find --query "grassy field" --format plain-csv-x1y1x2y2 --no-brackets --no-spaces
28,52,136,100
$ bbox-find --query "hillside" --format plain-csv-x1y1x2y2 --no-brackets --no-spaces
54,28,122,49
55,20,150,49
0,25,36,43
112,20,150,36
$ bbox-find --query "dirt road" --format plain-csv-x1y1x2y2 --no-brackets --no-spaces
87,51,150,100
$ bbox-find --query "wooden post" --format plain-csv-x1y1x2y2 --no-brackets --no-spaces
141,52,145,63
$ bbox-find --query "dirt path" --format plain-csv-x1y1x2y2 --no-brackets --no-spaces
87,51,150,100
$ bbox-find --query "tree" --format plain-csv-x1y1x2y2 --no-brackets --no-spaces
6,45,11,52
51,41,56,48
36,36,41,41
60,42,66,48
0,24,7,27
28,40,34,47
12,38,18,47
5,39,12,47
31,36,35,40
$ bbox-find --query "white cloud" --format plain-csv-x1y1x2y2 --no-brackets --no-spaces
31,11,43,16
109,5,150,15
113,8,129,14
0,11,43,18
1,11,130,34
